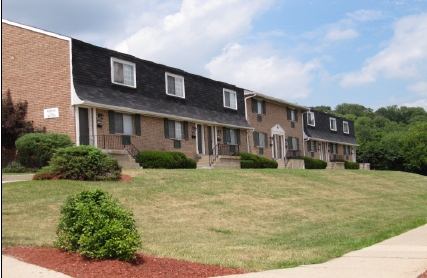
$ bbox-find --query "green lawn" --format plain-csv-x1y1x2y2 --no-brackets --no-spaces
2,169,427,271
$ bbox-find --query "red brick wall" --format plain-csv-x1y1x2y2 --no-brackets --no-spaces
246,98,305,159
95,109,248,160
2,22,75,142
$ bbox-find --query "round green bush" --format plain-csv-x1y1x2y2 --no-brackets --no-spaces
298,156,327,169
15,133,74,168
55,189,142,262
34,145,121,181
237,152,278,168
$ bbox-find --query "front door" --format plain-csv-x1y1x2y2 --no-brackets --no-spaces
79,107,89,145
273,135,284,159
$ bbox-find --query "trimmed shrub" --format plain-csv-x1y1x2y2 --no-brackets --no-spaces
15,133,73,168
237,152,278,168
136,150,196,169
34,145,121,181
2,161,29,173
300,156,327,169
345,161,360,170
55,189,142,262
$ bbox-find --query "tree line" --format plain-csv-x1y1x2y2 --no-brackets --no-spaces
312,103,427,176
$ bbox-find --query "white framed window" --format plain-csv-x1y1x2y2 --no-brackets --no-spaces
114,113,134,134
111,58,136,88
166,72,185,98
343,121,349,134
167,120,184,139
307,141,316,152
288,137,299,150
343,145,350,155
287,108,297,121
307,112,315,126
330,143,338,154
254,132,267,148
330,117,337,131
223,89,237,109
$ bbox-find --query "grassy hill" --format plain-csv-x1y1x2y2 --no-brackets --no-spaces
2,169,426,270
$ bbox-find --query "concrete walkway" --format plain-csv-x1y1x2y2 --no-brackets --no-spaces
1,173,34,182
214,224,427,278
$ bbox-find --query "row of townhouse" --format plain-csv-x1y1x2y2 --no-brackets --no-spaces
1,19,359,169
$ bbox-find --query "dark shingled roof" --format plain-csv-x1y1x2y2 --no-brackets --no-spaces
304,110,359,145
71,39,251,129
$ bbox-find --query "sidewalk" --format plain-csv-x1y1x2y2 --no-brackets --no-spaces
1,173,34,182
214,224,427,278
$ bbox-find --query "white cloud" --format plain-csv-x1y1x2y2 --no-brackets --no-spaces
114,0,274,73
340,12,427,87
407,81,427,96
402,99,427,110
324,28,359,41
205,43,321,100
346,10,384,22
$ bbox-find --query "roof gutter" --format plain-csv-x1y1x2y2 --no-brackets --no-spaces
77,101,252,130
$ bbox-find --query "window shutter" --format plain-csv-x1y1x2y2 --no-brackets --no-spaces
236,129,241,145
135,114,141,136
184,121,189,140
254,132,259,147
307,141,311,152
286,108,291,120
296,138,300,150
262,101,266,115
164,118,170,138
295,110,298,122
223,127,228,143
264,133,268,148
288,136,293,150
314,141,317,152
251,98,257,113
108,110,115,134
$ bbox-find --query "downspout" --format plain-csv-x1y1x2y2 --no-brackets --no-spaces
244,91,257,153
302,111,309,157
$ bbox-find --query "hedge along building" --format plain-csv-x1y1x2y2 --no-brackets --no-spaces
2,19,252,167
244,92,310,169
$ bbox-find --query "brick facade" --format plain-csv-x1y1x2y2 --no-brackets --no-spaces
1,22,75,142
245,96,306,160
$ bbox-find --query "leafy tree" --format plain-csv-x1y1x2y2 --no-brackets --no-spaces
1,89,36,148
334,103,373,117
311,105,332,113
401,122,427,175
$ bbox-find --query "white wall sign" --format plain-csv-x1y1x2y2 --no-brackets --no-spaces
44,108,59,119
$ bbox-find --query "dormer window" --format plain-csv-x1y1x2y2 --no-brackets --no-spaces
343,121,349,134
166,73,185,98
307,112,315,126
223,89,237,109
111,58,136,88
330,117,337,131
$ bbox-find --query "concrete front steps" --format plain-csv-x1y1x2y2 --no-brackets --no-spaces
196,154,241,169
103,149,141,169
326,161,345,169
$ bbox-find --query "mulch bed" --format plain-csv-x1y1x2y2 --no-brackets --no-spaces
2,247,247,278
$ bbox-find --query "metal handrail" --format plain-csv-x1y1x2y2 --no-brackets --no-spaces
209,144,240,166
80,135,141,158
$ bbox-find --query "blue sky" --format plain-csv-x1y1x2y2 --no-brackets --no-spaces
3,0,427,111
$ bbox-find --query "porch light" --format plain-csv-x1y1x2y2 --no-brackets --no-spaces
97,120,102,128
98,113,104,119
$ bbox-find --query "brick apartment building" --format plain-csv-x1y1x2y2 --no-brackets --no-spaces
2,19,358,168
